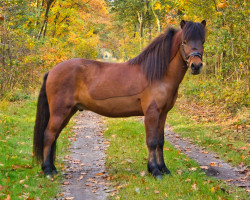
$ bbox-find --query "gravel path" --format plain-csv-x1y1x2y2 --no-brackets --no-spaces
61,112,110,200
165,127,250,190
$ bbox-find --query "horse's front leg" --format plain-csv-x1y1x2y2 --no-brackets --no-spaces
156,112,171,174
144,101,162,178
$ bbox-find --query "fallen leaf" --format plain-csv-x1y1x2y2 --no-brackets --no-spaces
19,180,25,184
139,170,146,177
185,179,191,182
154,190,159,194
96,172,104,176
177,170,182,175
65,197,74,200
192,183,198,190
164,193,168,197
210,162,217,166
239,146,247,150
189,167,197,171
4,195,11,200
77,175,84,180
200,166,209,170
63,182,70,185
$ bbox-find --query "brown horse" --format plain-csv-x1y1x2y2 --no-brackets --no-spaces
34,20,206,179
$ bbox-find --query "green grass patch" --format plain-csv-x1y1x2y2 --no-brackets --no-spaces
104,118,247,199
167,106,249,167
0,98,73,199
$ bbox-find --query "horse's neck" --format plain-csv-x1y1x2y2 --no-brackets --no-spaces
164,47,187,88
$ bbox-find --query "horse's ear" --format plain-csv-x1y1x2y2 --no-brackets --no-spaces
180,20,186,29
201,20,206,27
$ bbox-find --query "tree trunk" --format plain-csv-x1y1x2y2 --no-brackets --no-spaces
38,0,55,39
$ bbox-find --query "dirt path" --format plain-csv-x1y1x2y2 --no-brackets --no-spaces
62,111,111,200
165,126,250,190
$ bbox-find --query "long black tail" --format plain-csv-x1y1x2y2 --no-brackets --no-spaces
33,73,49,162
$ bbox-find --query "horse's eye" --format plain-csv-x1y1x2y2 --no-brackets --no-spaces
183,40,187,44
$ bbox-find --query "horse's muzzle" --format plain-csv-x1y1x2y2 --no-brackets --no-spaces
190,62,203,75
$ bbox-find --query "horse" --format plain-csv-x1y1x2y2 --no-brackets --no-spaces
33,20,206,179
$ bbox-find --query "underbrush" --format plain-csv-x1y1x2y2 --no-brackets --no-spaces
181,75,249,122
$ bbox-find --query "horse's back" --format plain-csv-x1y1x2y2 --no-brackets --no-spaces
82,60,148,100
46,58,148,113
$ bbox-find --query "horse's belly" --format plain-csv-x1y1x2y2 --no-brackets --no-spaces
84,95,144,117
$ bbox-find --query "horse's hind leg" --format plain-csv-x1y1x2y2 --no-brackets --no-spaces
42,105,77,176
46,107,78,174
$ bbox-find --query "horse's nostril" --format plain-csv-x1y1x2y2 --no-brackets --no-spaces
198,63,203,68
191,63,195,69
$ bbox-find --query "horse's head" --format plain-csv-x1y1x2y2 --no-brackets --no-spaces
180,20,206,75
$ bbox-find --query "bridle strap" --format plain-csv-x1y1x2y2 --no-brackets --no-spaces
182,42,203,66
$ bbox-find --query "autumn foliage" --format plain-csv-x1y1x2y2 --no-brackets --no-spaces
0,0,249,119
0,0,108,98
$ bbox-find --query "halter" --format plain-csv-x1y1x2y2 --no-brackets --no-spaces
181,42,203,66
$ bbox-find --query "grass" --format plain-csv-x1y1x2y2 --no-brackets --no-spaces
0,98,74,199
104,117,248,199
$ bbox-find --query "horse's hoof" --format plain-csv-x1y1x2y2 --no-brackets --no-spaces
161,166,171,175
163,169,171,175
156,175,163,180
52,170,58,175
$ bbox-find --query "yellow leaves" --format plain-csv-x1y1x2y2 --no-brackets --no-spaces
182,14,188,20
210,186,215,192
85,30,94,38
165,4,171,11
154,2,161,10
217,1,228,9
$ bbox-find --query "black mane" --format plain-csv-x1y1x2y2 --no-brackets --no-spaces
128,28,176,82
128,21,205,82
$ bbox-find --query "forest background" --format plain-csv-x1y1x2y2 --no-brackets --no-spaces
0,0,249,130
